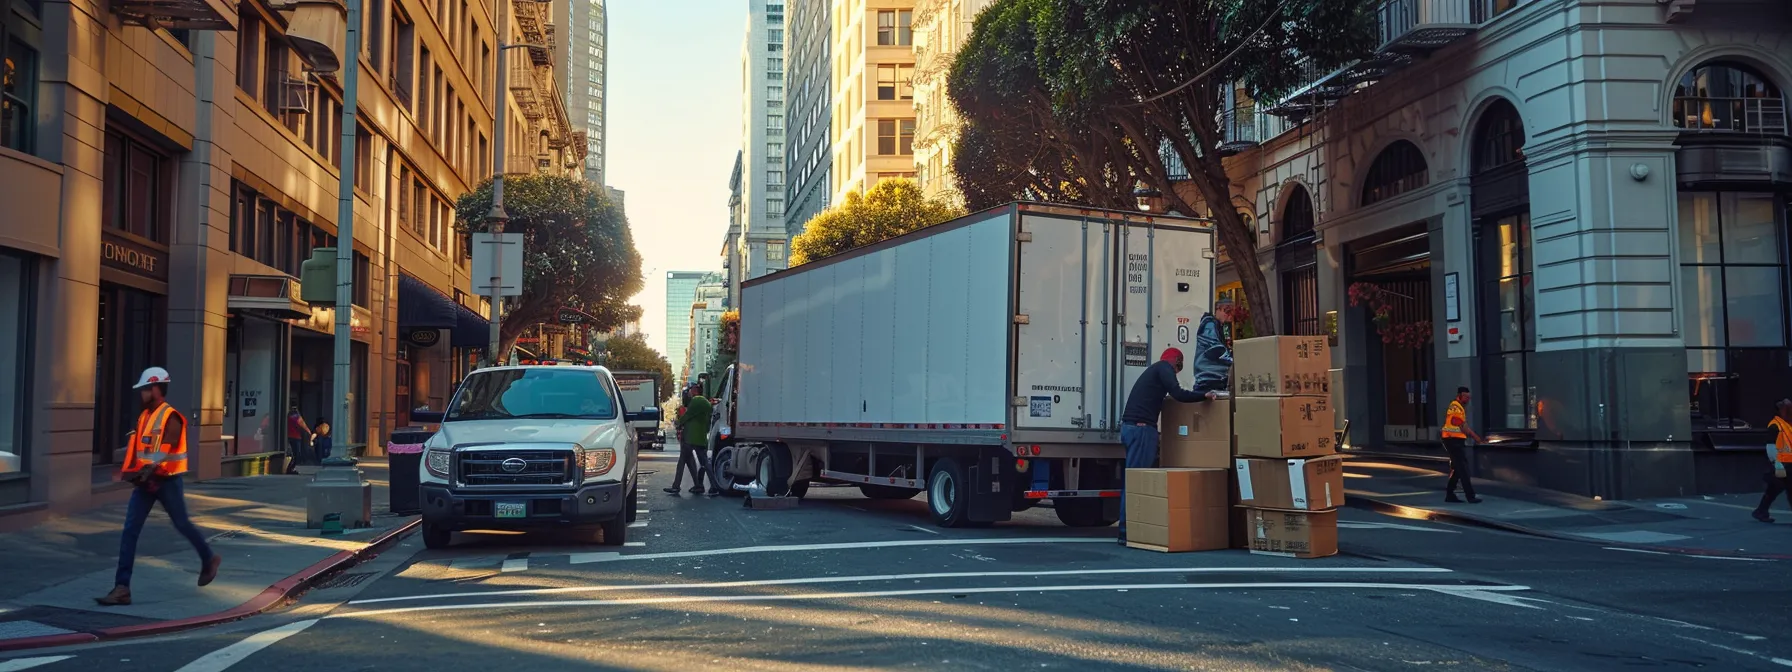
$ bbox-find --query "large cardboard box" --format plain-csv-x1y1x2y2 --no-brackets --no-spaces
1234,396,1336,458
1125,468,1228,552
1233,336,1330,397
1242,507,1339,559
1235,455,1345,511
1159,399,1232,468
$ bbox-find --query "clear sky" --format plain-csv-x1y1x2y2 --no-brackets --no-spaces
607,0,744,357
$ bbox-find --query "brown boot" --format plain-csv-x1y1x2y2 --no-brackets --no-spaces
94,585,132,606
198,555,222,587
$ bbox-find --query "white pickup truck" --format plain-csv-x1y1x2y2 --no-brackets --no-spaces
411,365,660,548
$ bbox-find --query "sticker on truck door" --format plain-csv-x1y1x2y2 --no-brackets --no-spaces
1029,396,1052,418
1123,342,1150,367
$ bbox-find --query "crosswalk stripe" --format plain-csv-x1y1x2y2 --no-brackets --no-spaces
501,557,529,572
0,656,74,672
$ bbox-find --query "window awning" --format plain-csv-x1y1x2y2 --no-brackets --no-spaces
451,302,493,348
227,275,310,320
399,275,493,348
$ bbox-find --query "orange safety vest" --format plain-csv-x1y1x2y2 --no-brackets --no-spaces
1441,400,1467,439
124,402,190,478
1770,416,1792,464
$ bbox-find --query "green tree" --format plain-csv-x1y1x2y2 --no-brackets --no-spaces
599,331,675,404
790,179,964,266
455,175,643,361
950,0,1378,336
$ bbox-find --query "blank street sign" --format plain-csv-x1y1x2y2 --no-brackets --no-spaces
471,232,523,297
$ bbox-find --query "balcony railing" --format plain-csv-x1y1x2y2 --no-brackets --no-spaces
1376,0,1480,54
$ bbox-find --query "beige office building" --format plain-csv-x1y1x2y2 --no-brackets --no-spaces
828,0,915,202
909,0,988,205
0,0,577,524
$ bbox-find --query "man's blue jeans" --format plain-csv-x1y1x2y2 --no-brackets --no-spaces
115,475,215,587
1118,424,1160,535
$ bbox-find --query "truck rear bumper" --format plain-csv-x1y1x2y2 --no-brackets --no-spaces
421,480,630,531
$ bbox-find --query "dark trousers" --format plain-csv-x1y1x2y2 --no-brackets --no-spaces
672,441,709,491
1118,424,1160,534
287,438,307,468
1444,438,1476,498
115,475,215,587
1757,468,1791,516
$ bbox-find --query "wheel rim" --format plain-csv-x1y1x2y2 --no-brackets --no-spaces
758,454,773,488
930,471,956,516
713,448,733,480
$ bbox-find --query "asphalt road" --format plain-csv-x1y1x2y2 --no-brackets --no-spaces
5,445,1790,671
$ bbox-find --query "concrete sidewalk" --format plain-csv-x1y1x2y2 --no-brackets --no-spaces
0,460,416,651
1343,456,1792,559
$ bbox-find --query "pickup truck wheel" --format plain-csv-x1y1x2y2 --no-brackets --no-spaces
927,458,975,528
1054,498,1118,527
421,523,452,549
860,484,921,500
600,512,628,546
756,448,792,498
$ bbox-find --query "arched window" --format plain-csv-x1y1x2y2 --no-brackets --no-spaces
1473,100,1525,175
1673,62,1788,134
1281,185,1316,242
1361,141,1429,206
1277,185,1320,336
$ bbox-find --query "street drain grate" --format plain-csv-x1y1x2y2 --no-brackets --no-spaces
315,571,376,590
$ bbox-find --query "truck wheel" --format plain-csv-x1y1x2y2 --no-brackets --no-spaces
421,523,452,549
1054,498,1118,527
860,484,921,500
601,512,628,546
928,458,977,528
709,445,746,497
756,447,793,498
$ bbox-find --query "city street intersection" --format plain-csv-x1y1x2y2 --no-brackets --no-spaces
2,445,1789,671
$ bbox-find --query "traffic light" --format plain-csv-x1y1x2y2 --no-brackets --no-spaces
300,247,336,304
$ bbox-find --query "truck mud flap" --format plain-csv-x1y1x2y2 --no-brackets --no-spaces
967,446,1016,524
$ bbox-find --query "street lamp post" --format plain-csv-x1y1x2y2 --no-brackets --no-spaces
326,0,364,465
484,0,551,368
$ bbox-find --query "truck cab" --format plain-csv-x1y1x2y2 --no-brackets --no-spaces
411,365,660,548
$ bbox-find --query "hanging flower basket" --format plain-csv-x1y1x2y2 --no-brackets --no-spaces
1347,282,1432,350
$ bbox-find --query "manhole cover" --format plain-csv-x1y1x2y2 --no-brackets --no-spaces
314,571,377,590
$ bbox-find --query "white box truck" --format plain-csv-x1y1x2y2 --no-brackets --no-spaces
707,203,1216,527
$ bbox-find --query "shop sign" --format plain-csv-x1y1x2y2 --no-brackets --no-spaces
101,231,169,282
406,329,442,348
558,307,596,325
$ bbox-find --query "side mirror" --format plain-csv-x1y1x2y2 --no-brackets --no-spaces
626,408,663,424
411,407,446,424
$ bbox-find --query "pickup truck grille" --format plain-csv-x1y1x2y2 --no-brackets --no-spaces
458,449,574,486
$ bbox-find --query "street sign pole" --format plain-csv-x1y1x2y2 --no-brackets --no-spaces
328,0,363,464
485,0,510,368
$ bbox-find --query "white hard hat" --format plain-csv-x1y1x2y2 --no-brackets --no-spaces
134,367,172,389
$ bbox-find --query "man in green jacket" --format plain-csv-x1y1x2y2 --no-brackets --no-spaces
667,383,714,496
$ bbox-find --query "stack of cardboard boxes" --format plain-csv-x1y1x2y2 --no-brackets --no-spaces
1124,393,1232,552
1231,335,1342,559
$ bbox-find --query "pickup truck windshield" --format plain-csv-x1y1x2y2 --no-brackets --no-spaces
447,369,617,421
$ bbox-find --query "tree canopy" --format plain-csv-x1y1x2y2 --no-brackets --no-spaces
949,0,1378,336
599,331,675,404
789,179,964,266
454,175,643,361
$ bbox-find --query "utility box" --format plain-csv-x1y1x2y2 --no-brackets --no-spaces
299,247,337,303
307,464,373,529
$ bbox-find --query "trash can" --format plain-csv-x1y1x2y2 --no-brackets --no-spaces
387,428,434,515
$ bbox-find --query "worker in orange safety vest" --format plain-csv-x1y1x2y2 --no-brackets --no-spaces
1753,399,1792,523
1441,386,1485,504
95,367,222,606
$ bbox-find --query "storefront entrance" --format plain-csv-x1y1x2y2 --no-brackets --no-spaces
224,316,288,456
1347,225,1436,445
93,283,166,467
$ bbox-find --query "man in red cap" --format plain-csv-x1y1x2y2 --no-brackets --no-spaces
1117,347,1220,543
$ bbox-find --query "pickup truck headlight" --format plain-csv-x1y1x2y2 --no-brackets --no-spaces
425,449,451,479
582,448,615,478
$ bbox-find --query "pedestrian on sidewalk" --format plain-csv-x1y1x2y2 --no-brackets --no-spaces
96,367,222,607
312,418,333,465
1752,399,1792,523
1117,347,1223,544
286,407,310,474
1441,387,1485,504
667,383,715,496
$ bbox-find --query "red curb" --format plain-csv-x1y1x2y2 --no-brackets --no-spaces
0,518,420,652
1346,497,1792,561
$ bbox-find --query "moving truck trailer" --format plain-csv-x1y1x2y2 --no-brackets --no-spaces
612,371,663,451
707,203,1216,527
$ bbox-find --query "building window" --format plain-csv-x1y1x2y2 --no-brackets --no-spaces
877,119,915,156
768,56,782,72
1360,140,1429,206
768,85,782,101
1278,186,1320,336
876,63,913,100
353,251,371,307
876,9,912,46
767,197,784,216
1673,62,1788,135
1474,100,1526,173
1477,213,1535,430
1680,191,1788,428
103,129,173,244
3,2,41,155
768,28,782,43
0,251,31,476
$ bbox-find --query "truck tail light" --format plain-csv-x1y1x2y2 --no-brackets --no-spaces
583,448,616,477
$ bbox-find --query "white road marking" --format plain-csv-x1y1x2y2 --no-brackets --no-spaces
1672,634,1792,668
500,557,529,572
0,657,74,672
1603,547,1671,556
173,619,319,672
1337,521,1459,533
1773,658,1792,667
628,522,648,528
1429,588,1545,610
1688,555,1772,562
566,536,1112,565
332,582,1529,619
350,566,1457,605
624,542,646,547
905,524,940,535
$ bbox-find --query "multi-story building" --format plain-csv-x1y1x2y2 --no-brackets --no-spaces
910,0,990,205
739,0,789,283
783,0,832,238
664,270,713,380
722,151,745,309
1175,0,1792,499
553,0,607,184
0,0,576,521
684,280,730,384
829,0,916,203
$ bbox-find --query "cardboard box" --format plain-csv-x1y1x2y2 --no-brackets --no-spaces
1242,507,1339,559
1160,439,1231,469
1233,336,1331,397
1235,455,1345,511
1161,399,1230,442
1125,468,1228,552
1234,395,1335,459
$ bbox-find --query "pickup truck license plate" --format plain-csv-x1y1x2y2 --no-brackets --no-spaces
495,501,527,519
